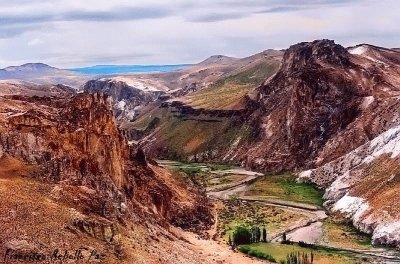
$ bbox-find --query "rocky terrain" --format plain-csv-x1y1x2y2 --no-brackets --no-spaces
0,91,215,263
0,79,76,97
241,41,400,171
126,40,400,248
3,38,400,257
83,50,283,122
134,40,400,170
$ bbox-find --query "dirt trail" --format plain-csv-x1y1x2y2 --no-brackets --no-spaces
176,227,268,264
207,177,253,199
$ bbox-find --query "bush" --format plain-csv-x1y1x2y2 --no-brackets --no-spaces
298,241,317,249
232,225,252,245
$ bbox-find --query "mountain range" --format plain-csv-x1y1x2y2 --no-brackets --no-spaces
1,39,400,263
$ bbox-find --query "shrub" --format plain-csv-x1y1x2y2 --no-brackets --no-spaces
298,241,317,249
232,225,252,245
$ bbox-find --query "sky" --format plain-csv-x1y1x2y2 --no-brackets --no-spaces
0,0,398,68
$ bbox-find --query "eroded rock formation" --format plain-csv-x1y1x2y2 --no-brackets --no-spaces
0,92,213,262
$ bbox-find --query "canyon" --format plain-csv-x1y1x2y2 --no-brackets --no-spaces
1,39,400,263
124,40,400,250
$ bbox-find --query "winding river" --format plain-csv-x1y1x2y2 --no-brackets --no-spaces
158,160,400,263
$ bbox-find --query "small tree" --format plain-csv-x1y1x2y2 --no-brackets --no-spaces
228,233,234,249
256,227,261,243
262,227,267,242
285,251,314,264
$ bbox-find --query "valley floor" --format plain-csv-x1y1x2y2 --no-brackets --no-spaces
159,160,400,264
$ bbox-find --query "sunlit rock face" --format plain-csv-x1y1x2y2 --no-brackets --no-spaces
240,40,400,173
0,92,213,226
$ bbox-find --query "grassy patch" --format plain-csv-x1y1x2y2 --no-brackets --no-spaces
243,243,355,264
238,245,277,262
322,216,372,250
207,174,243,187
218,200,306,241
208,164,233,171
246,174,324,206
184,59,280,110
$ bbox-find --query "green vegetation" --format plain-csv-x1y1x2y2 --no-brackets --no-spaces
159,161,244,190
282,251,314,264
238,245,277,262
208,163,233,171
218,200,306,241
230,224,267,246
137,109,251,158
246,174,324,206
241,243,356,264
184,59,280,110
213,59,280,87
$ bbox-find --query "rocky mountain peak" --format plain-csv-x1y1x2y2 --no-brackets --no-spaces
281,39,351,73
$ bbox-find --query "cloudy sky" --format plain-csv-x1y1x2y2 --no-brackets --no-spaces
0,0,398,68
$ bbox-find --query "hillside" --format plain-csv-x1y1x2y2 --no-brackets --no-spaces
128,39,400,248
120,50,282,158
0,79,76,97
84,49,283,122
0,63,89,89
0,91,217,263
135,40,400,169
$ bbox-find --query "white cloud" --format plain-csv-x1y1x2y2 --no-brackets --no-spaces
0,0,398,68
27,38,43,46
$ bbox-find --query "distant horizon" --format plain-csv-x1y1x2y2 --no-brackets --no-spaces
68,63,193,75
1,40,399,71
0,0,398,68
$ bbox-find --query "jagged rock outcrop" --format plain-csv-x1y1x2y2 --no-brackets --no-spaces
0,91,213,262
84,79,166,122
0,92,212,222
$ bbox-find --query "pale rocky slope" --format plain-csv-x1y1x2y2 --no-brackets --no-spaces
299,126,400,247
